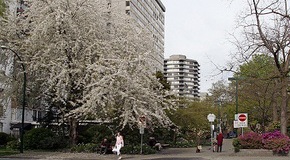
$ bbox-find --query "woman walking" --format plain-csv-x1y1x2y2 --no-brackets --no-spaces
113,132,124,160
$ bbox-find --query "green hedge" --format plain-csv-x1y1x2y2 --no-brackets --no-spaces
121,144,157,155
24,128,68,150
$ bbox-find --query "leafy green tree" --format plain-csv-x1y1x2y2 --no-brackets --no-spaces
169,101,214,143
238,55,280,131
235,0,290,135
208,80,231,103
207,80,235,132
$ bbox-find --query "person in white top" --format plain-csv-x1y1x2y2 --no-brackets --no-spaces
113,132,124,160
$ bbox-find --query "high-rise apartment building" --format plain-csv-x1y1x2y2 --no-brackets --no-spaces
164,55,200,98
109,0,166,71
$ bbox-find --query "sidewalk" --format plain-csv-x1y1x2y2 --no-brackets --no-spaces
1,139,289,160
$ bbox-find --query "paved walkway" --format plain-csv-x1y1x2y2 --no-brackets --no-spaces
1,139,289,160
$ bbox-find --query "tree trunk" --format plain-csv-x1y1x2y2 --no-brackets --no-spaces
272,80,279,122
69,117,78,146
280,77,288,135
272,101,279,122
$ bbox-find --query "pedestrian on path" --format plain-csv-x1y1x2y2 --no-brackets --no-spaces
112,132,124,160
216,132,224,152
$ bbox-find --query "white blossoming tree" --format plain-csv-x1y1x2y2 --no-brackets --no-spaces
0,0,175,145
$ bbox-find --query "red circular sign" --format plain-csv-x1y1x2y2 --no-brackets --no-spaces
239,114,247,121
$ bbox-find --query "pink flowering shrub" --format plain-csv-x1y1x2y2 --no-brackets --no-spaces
264,137,290,154
262,130,290,154
237,132,263,149
236,130,290,155
262,130,287,140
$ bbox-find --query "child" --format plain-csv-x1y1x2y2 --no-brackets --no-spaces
213,140,218,152
196,145,202,153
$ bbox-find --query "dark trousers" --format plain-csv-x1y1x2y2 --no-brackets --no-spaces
100,146,108,154
217,145,222,152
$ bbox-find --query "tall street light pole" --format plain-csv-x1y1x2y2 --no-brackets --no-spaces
228,77,238,136
228,77,238,114
215,100,222,133
1,46,26,153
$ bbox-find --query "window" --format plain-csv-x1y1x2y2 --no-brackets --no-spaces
0,105,3,117
38,111,42,120
33,110,37,121
0,123,2,132
126,1,130,6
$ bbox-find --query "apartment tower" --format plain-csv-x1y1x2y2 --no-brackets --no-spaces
164,55,200,98
109,0,166,71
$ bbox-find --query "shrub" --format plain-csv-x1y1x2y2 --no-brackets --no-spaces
232,138,241,148
262,130,290,155
235,130,290,156
121,144,156,155
78,125,114,144
264,137,290,154
70,143,96,153
24,128,54,149
0,132,10,146
168,141,195,148
232,138,241,152
238,132,263,149
24,128,68,150
6,140,19,150
262,130,286,141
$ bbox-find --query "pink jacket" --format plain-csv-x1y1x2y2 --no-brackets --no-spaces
116,135,124,146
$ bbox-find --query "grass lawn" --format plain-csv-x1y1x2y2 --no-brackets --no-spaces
0,146,19,156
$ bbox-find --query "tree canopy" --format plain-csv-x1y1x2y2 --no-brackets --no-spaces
238,54,280,130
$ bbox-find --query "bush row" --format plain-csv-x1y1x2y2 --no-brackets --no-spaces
233,130,290,154
6,128,68,150
3,124,200,154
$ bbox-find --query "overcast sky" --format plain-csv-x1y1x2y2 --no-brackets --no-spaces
162,0,247,93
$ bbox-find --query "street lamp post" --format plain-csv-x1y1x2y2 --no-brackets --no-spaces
228,77,238,136
1,46,26,153
207,113,216,152
215,100,222,133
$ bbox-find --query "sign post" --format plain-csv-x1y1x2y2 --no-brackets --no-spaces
207,113,216,152
233,113,248,136
139,115,146,154
139,126,144,154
